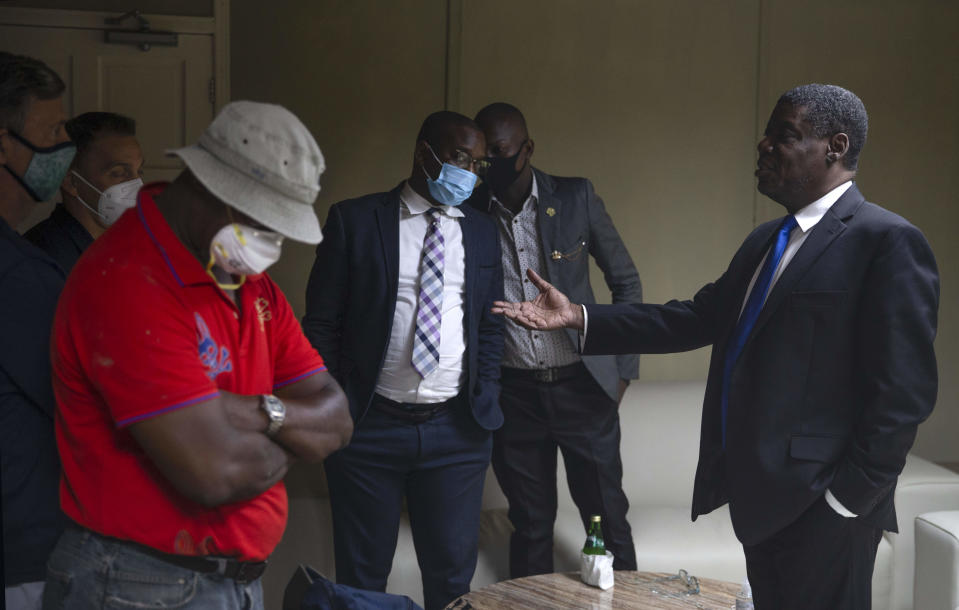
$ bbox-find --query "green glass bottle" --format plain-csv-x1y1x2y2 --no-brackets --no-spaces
582,515,606,555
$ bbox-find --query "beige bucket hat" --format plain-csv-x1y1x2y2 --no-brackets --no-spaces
167,101,325,244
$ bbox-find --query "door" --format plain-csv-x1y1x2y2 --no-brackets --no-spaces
0,8,222,231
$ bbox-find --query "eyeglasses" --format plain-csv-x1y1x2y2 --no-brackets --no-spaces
446,149,491,176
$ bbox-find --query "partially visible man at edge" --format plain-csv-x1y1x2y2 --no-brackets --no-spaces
26,111,144,274
0,51,73,610
44,100,353,609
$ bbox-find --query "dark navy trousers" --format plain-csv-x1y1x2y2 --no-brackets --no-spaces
324,399,491,610
744,494,884,609
491,365,636,577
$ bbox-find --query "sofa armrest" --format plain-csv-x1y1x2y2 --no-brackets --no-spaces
914,511,959,610
886,454,959,610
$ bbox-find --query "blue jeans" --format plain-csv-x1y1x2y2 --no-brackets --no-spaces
6,581,44,610
42,527,264,609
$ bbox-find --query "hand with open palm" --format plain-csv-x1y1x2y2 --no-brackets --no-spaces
491,268,584,331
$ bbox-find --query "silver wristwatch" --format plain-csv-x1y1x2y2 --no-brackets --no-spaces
260,394,286,437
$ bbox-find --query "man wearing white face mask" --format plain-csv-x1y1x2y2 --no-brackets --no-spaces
303,111,504,610
45,101,353,609
25,111,143,273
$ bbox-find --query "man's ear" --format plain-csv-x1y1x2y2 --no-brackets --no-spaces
827,132,849,164
525,138,535,161
414,140,428,168
61,166,79,198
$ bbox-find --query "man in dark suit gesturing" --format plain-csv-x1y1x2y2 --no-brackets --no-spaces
303,111,504,610
493,84,939,609
468,102,642,576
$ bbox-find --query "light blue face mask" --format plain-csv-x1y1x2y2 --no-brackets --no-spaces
3,130,76,202
421,144,477,207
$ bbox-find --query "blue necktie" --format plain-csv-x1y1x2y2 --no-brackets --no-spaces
720,215,798,447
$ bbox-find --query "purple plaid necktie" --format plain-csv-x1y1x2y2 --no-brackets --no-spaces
411,208,445,378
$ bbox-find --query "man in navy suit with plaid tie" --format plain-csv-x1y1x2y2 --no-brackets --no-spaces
303,111,504,610
493,84,939,609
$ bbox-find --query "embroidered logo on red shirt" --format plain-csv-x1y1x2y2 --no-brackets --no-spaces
195,312,232,379
255,296,272,332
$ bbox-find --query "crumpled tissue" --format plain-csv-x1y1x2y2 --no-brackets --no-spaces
579,550,614,590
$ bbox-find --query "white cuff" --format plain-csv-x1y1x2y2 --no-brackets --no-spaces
825,489,858,518
579,304,589,352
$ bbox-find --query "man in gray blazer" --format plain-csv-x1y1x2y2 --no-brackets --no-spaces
468,102,642,577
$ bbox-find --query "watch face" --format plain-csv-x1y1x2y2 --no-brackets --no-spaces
262,395,285,437
265,395,285,417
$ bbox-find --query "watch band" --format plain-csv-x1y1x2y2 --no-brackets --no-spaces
261,394,285,437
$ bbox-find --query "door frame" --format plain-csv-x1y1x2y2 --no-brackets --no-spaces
0,1,230,111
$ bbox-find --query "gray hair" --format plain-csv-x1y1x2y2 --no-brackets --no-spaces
0,52,65,132
779,84,868,171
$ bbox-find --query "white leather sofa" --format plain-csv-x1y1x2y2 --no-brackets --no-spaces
262,381,959,610
914,511,959,609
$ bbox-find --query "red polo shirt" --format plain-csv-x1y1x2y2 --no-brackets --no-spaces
51,182,326,561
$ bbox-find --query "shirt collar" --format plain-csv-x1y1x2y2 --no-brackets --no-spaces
400,181,465,218
793,181,853,233
491,173,539,215
52,204,94,251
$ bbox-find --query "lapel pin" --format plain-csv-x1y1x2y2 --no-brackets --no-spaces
551,250,562,260
546,207,556,217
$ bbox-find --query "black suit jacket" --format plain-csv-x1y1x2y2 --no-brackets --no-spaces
24,205,93,275
0,218,66,584
468,168,642,400
582,184,939,545
303,183,505,430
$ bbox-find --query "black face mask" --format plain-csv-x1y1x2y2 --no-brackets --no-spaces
485,140,528,192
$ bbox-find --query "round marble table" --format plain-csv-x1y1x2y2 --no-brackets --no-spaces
447,570,741,609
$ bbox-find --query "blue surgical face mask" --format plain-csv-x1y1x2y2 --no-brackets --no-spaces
3,130,76,202
421,144,477,207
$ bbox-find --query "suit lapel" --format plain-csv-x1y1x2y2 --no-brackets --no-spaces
460,206,478,330
747,184,864,343
375,187,402,304
716,224,780,352
534,169,562,284
468,183,494,214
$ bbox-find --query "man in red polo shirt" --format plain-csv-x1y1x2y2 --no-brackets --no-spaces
44,101,353,609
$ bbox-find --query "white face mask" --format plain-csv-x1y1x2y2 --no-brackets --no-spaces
208,223,284,280
71,170,143,227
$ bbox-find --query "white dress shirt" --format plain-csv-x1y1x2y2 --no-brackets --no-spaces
374,182,467,404
739,181,853,314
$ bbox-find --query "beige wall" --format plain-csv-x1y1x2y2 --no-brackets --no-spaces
231,0,449,319
457,0,762,381
230,0,958,462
